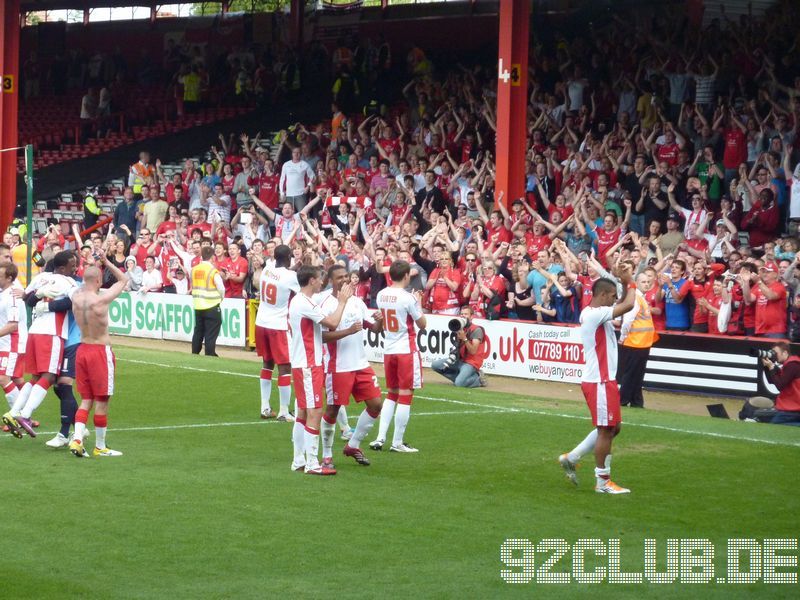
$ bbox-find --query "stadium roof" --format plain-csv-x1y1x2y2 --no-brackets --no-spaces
21,0,220,11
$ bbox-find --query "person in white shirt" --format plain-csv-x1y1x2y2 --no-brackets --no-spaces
370,260,427,453
140,256,163,293
0,263,27,418
316,264,385,468
558,263,636,495
254,245,299,420
288,265,351,476
279,147,315,212
4,252,78,438
231,204,270,249
203,182,232,225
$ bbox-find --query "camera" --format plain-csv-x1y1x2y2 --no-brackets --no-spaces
441,317,469,369
749,348,776,360
448,317,467,332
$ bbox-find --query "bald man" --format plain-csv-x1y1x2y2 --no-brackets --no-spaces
68,255,129,458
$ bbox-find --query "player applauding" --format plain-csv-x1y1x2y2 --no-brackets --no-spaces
370,260,426,453
288,266,351,475
316,264,384,468
559,262,636,494
254,244,299,421
68,254,129,458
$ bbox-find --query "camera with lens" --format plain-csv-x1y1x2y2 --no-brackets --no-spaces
448,317,467,332
749,348,776,361
440,317,468,369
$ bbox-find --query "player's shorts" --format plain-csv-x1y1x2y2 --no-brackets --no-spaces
25,334,64,376
293,366,324,410
384,352,423,390
60,344,79,378
581,381,621,428
0,351,24,379
255,326,291,365
76,344,116,399
325,367,381,406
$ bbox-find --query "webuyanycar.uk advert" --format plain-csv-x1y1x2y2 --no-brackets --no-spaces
363,315,584,384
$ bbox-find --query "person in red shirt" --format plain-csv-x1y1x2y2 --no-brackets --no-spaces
699,279,730,336
254,158,280,210
155,205,181,238
646,124,685,167
131,228,157,268
341,154,366,187
221,242,248,298
476,205,512,247
732,263,759,335
475,262,507,319
424,253,463,315
164,172,189,204
585,209,628,268
377,124,401,156
522,219,552,258
741,188,779,248
742,263,787,338
688,261,713,333
719,111,747,180
187,208,212,238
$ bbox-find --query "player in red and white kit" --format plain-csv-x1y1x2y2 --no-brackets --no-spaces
370,260,427,453
288,265,351,475
254,245,299,421
0,264,27,428
558,264,636,494
3,252,78,438
316,265,384,468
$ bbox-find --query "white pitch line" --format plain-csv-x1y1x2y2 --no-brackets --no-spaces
0,409,509,440
116,358,800,449
417,395,800,449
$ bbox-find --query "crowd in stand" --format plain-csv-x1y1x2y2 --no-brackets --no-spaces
18,1,800,342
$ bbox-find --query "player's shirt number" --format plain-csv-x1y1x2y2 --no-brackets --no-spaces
261,282,277,305
381,309,399,332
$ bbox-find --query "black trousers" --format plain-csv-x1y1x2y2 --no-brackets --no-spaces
618,345,650,408
192,305,221,356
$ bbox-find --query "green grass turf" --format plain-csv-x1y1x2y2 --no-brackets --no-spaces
2,345,799,599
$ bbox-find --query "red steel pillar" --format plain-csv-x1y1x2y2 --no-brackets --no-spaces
0,0,21,229
494,0,529,206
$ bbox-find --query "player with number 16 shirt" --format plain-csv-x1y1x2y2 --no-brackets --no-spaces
370,260,427,453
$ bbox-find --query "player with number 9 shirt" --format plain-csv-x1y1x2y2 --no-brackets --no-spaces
370,260,427,453
254,245,299,421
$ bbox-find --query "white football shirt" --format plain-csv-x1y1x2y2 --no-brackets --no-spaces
579,305,617,383
317,290,373,373
376,287,423,355
255,266,300,330
26,273,77,339
288,292,326,368
0,283,28,353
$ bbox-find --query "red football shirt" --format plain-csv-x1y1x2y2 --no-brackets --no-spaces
753,281,787,335
723,128,747,169
222,256,249,298
689,278,712,325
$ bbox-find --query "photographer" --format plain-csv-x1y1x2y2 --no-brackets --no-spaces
762,342,800,426
431,306,487,388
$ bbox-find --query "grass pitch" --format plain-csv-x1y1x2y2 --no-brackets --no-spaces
2,345,799,599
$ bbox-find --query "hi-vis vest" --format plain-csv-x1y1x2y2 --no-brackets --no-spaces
623,293,659,349
11,244,39,287
191,261,222,310
130,162,154,194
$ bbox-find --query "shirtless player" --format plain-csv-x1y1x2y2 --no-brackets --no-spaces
68,255,129,458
